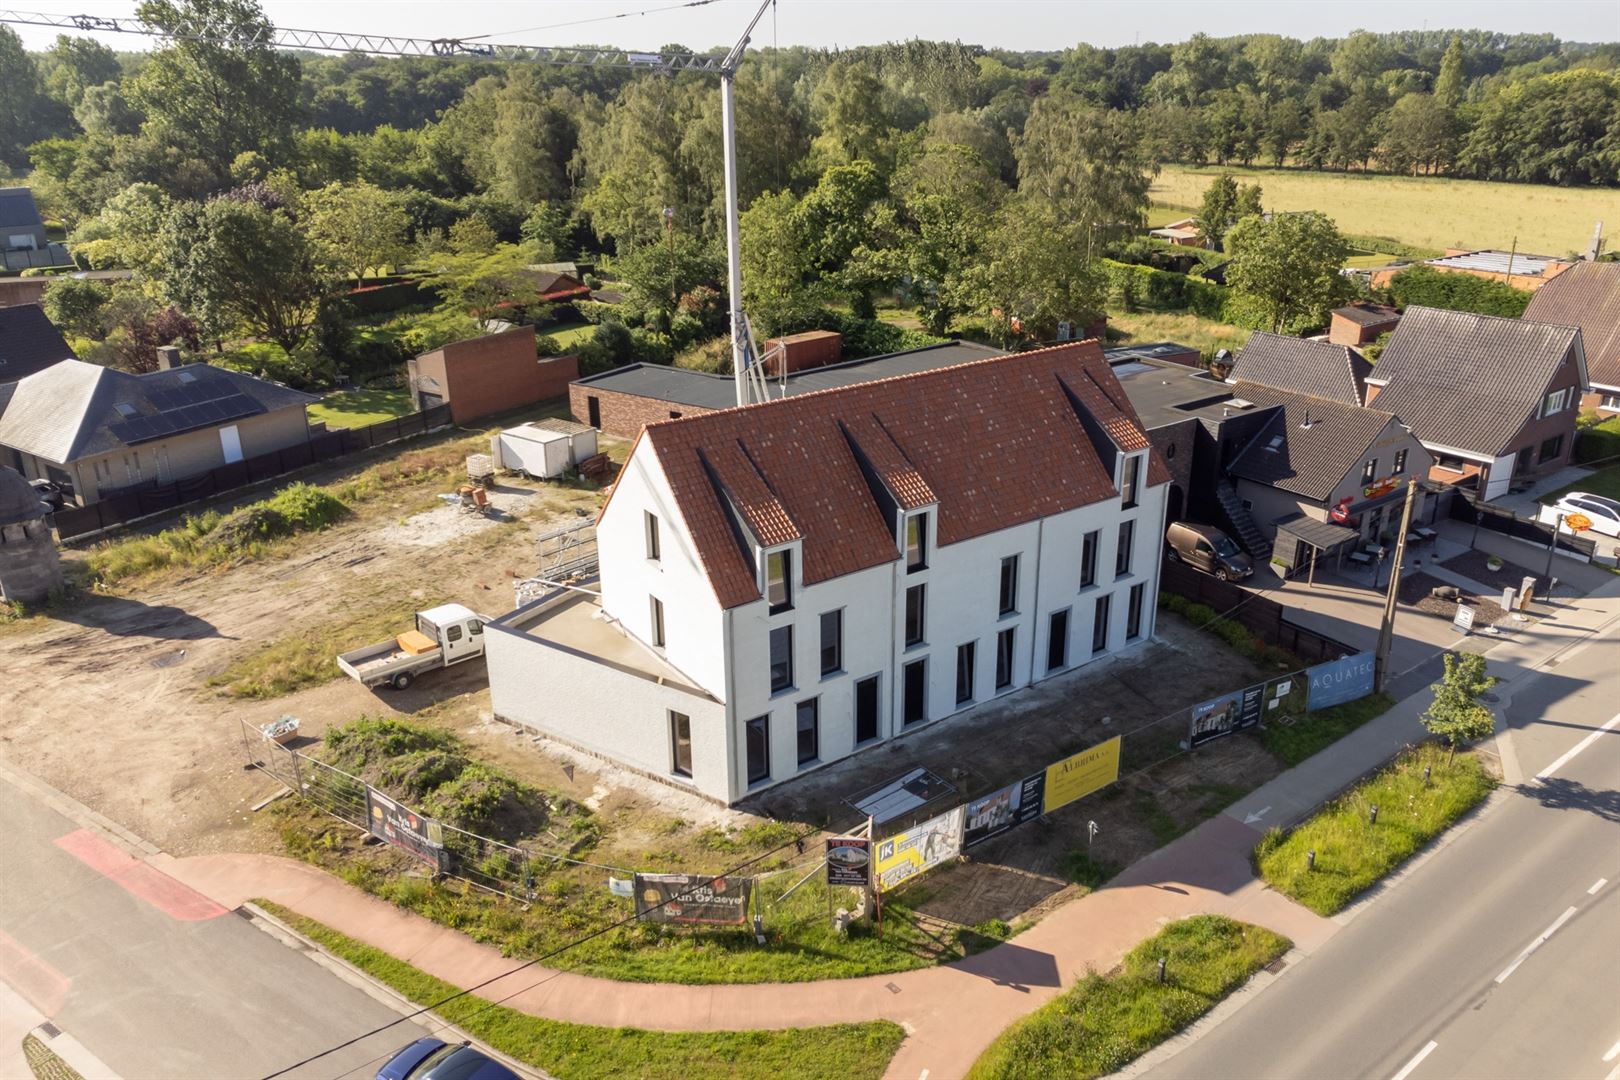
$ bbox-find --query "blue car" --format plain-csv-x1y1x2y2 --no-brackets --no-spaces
376,1038,520,1080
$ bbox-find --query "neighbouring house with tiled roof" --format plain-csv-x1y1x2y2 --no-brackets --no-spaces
1226,382,1435,563
485,342,1171,804
1366,306,1587,500
0,304,77,387
1521,261,1620,413
0,357,316,506
1230,332,1373,406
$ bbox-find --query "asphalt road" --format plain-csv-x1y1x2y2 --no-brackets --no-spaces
1144,624,1620,1080
0,767,433,1080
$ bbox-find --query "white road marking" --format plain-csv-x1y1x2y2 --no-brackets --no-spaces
1495,906,1579,984
1604,1036,1620,1062
1243,806,1271,825
1537,713,1620,780
1605,1063,1620,1080
1591,878,1609,896
1390,1040,1438,1080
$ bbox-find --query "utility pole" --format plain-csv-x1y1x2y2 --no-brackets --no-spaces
1374,479,1419,694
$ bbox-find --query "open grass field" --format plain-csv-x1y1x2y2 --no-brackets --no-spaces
1255,745,1494,915
306,387,413,430
966,915,1290,1080
1150,164,1619,256
259,902,906,1080
1108,310,1251,356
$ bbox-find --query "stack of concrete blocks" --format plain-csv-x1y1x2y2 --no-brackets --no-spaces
0,466,63,604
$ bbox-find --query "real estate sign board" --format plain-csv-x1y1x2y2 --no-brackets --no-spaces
825,835,872,888
962,772,1047,848
633,872,752,925
365,788,447,870
1042,735,1123,814
1306,651,1376,711
874,806,965,892
1188,686,1262,748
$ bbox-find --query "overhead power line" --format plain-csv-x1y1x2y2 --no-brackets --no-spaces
466,0,722,42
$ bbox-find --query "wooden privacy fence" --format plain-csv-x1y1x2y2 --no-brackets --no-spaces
54,403,452,541
1160,559,1355,664
1447,491,1597,562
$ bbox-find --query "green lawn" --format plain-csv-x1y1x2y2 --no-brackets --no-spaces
967,916,1290,1080
307,387,414,430
258,901,905,1080
1255,745,1494,915
1545,463,1620,504
1107,310,1251,357
540,321,597,349
1150,164,1612,255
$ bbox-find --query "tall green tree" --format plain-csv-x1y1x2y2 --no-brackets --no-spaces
961,197,1106,345
794,160,902,318
41,35,123,112
1013,95,1155,253
304,181,409,284
1224,210,1351,332
1434,37,1466,108
894,142,1006,333
739,189,819,337
0,27,52,166
130,0,302,186
1421,652,1497,764
158,194,327,349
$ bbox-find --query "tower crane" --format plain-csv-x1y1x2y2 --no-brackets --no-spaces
1,1,778,405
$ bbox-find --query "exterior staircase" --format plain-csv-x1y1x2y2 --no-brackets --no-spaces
1214,479,1272,560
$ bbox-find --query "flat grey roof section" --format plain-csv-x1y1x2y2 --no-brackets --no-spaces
1102,341,1200,364
1113,356,1256,430
573,340,1006,410
1428,250,1563,277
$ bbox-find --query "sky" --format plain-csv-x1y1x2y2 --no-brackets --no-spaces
7,0,1619,54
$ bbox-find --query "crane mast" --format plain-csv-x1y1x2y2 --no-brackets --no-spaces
1,1,775,405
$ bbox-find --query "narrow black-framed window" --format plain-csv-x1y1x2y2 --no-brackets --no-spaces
995,628,1015,690
1393,449,1408,475
854,675,880,743
1127,583,1145,641
903,659,927,726
1081,530,1099,588
769,625,793,693
1120,453,1140,509
1047,609,1069,672
955,642,976,704
1092,594,1111,654
796,698,819,766
1116,520,1135,576
905,513,927,572
645,511,660,561
820,609,843,676
745,715,769,785
905,583,926,646
999,555,1019,615
650,596,665,648
670,711,692,777
1539,434,1564,462
766,550,792,612
1361,459,1377,483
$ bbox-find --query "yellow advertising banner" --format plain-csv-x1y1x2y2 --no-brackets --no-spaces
1042,735,1122,814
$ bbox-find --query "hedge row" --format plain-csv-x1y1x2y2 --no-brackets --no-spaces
1098,259,1318,335
1384,265,1531,318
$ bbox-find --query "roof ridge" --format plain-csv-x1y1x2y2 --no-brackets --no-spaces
1406,304,1582,336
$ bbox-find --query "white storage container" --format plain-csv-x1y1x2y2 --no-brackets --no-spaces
492,425,572,479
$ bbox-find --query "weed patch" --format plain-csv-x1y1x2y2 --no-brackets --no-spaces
1255,745,1494,915
1260,693,1396,767
967,915,1289,1080
257,901,905,1080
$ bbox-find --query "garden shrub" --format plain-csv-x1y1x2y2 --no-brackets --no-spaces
1385,265,1531,318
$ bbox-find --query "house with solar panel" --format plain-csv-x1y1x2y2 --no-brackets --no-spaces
0,355,316,506
484,342,1170,805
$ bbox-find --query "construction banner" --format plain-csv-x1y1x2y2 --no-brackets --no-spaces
633,873,753,925
365,789,447,870
1042,735,1122,814
1306,651,1376,710
874,806,965,893
963,773,1047,848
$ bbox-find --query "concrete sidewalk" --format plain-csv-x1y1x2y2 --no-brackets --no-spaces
160,574,1620,1080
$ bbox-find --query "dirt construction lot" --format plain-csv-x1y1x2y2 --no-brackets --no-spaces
0,423,647,857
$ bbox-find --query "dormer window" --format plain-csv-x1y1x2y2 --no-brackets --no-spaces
766,549,792,613
905,512,928,572
1119,453,1141,509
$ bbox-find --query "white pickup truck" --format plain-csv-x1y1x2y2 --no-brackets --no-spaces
337,604,487,690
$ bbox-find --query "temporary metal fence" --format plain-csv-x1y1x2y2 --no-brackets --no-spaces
54,403,454,541
238,718,627,902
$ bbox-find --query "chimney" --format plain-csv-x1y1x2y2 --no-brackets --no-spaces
156,345,182,371
1300,408,1313,429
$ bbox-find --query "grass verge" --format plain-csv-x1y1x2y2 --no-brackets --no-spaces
1255,744,1494,915
1544,461,1620,504
966,915,1289,1080
1260,692,1396,767
256,900,905,1080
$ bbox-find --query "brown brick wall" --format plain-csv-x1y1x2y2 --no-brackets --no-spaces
1329,312,1399,346
412,326,579,425
1497,347,1583,481
569,383,721,440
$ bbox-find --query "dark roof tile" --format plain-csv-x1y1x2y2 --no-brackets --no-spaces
1523,262,1620,391
1232,332,1371,406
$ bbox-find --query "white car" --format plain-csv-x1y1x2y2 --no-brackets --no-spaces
1548,492,1620,538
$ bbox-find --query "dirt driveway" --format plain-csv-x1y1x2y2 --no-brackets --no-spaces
0,472,609,856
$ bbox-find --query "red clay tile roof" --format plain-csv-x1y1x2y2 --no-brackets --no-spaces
641,341,1168,609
